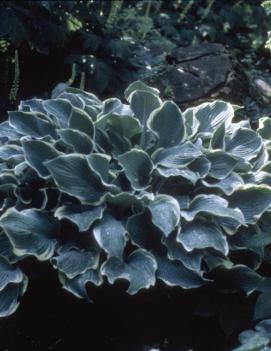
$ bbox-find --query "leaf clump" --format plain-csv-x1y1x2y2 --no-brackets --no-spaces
0,82,271,318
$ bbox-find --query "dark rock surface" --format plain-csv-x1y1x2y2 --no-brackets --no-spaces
155,43,232,103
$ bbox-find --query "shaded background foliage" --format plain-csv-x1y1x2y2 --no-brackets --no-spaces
1,0,271,120
1,1,271,350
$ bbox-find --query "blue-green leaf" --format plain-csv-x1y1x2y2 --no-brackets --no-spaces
8,111,57,138
93,213,126,258
118,149,153,190
156,256,207,288
206,151,239,179
52,246,99,279
163,235,203,272
202,173,244,195
148,195,180,236
0,145,23,161
211,122,225,149
258,117,271,140
69,107,94,139
101,249,157,294
181,194,245,224
43,98,72,128
0,208,59,260
128,90,162,127
152,142,202,168
55,204,104,232
228,185,271,224
45,154,106,205
147,101,185,147
226,128,262,160
124,81,160,100
59,269,102,300
106,115,142,139
0,275,28,317
22,139,61,178
0,121,21,140
178,218,229,255
86,153,111,184
194,101,234,136
254,292,271,321
58,128,93,154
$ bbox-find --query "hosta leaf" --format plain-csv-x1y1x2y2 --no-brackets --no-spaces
230,226,271,258
252,146,269,172
44,154,106,204
156,256,207,289
211,122,225,149
108,130,132,156
234,321,271,351
58,93,85,109
8,111,57,138
124,81,160,100
164,236,203,272
194,101,234,135
0,208,59,260
43,98,72,128
254,292,271,321
226,128,262,160
127,212,162,250
118,149,153,190
101,249,157,294
261,162,271,173
202,173,244,196
55,204,104,232
106,115,142,139
86,153,111,184
152,142,202,168
0,121,21,141
59,87,101,105
93,212,126,259
147,101,185,147
106,192,153,208
206,151,239,179
228,185,271,224
181,194,245,224
58,128,93,154
177,218,228,255
59,269,102,301
0,279,28,317
22,139,61,178
156,166,200,185
20,98,46,114
69,107,94,139
215,216,245,236
99,98,132,119
0,145,23,161
183,108,199,139
128,90,162,127
208,265,263,294
148,195,180,236
0,256,25,290
0,232,23,263
189,156,211,179
244,171,271,187
258,117,271,140
52,247,99,279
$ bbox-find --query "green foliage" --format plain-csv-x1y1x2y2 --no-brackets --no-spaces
0,0,270,115
234,319,271,350
1,81,271,318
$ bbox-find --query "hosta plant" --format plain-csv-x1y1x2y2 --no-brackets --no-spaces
1,81,271,318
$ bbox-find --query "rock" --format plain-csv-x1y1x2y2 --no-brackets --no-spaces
155,43,232,103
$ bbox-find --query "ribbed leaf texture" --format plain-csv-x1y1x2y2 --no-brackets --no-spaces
0,81,271,318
